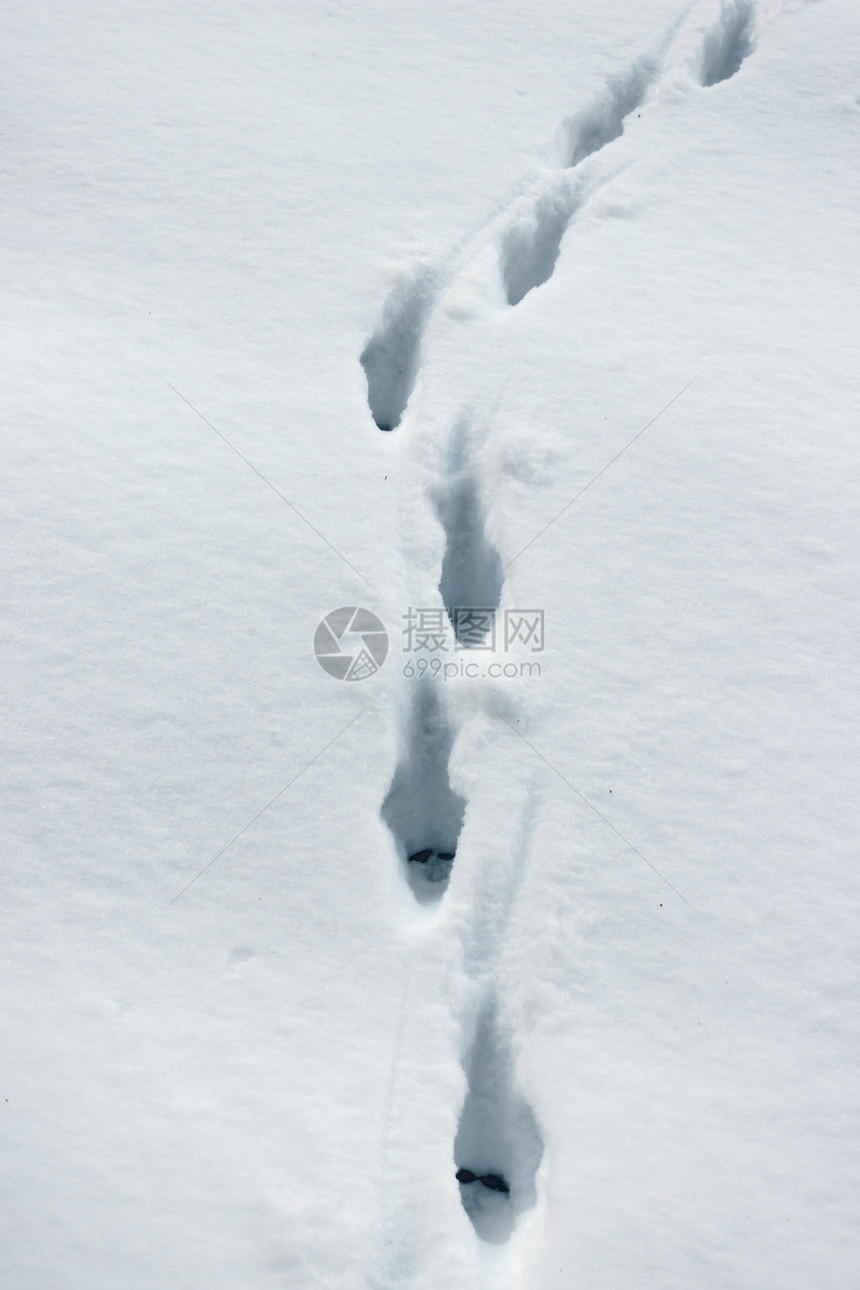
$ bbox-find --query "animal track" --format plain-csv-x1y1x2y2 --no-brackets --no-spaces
360,267,436,431
434,422,503,645
454,1000,543,1244
380,681,466,901
700,0,756,86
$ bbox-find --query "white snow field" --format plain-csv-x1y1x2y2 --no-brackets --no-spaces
2,0,859,1286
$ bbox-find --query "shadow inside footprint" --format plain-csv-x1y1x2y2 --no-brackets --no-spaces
407,847,457,887
435,466,502,647
501,192,575,308
454,1002,543,1244
562,63,653,168
360,268,435,431
700,0,756,87
381,682,466,902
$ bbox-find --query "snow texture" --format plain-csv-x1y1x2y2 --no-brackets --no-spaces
3,0,860,1287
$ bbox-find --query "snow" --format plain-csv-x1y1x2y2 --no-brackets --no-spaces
2,1,859,1287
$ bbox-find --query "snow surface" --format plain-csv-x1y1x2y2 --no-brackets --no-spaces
2,1,859,1287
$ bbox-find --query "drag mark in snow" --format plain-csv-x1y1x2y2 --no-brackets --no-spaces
454,1000,543,1244
360,267,436,431
380,681,466,901
699,0,757,86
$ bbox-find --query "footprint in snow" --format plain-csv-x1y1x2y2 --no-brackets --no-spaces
360,266,436,431
699,0,757,87
433,414,503,646
381,682,466,903
454,1001,543,1244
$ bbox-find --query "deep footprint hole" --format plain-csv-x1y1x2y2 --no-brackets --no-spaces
501,194,575,308
407,847,456,887
360,268,435,432
563,64,652,168
434,438,503,645
456,1169,510,1193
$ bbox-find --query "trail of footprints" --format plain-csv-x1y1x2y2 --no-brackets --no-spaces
364,1,758,1246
